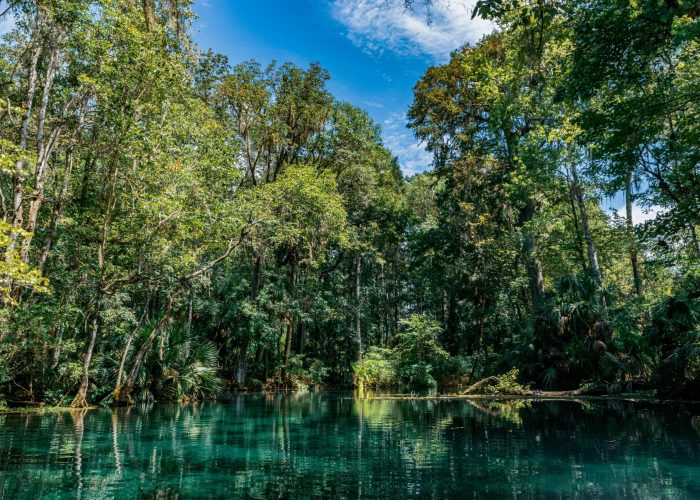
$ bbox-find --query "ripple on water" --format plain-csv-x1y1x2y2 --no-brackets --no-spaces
1,396,700,498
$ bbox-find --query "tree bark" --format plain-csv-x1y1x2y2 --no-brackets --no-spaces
281,252,296,382
32,96,86,275
112,298,174,405
235,339,248,390
625,170,642,296
72,292,101,408
51,325,63,370
142,0,155,31
20,45,76,263
567,181,587,273
115,335,133,390
355,253,362,365
519,198,546,318
691,226,700,260
236,251,263,389
570,162,603,288
281,317,293,382
38,145,75,274
72,161,118,407
6,12,43,264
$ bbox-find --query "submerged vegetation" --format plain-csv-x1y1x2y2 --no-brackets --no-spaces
1,0,700,408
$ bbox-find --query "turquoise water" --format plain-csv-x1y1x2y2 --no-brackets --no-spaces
1,394,700,498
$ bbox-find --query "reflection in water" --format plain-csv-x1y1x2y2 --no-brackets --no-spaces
1,394,699,498
70,409,87,500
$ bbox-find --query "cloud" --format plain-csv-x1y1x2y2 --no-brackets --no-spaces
362,99,385,109
615,204,664,226
382,112,432,176
331,0,494,61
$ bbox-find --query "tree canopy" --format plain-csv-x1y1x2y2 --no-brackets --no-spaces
1,0,699,407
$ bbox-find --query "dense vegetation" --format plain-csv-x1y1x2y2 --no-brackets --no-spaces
1,0,699,408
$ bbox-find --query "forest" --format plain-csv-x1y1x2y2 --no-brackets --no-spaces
1,0,699,409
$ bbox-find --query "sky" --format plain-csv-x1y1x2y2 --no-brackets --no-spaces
191,0,493,177
0,0,658,223
189,0,665,223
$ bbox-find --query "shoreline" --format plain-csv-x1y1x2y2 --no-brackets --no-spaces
0,405,96,415
4,391,700,414
362,392,700,404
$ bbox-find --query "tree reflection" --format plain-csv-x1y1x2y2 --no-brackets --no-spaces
0,397,698,497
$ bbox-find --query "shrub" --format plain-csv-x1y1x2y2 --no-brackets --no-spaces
435,355,472,386
399,363,437,387
354,347,397,387
481,368,530,395
646,271,700,398
307,360,330,387
395,314,448,386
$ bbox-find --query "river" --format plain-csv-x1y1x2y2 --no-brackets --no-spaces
1,393,699,498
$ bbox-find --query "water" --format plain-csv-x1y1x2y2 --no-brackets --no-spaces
1,394,700,499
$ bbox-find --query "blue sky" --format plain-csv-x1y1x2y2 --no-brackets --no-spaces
1,0,656,223
191,0,492,176
189,1,662,223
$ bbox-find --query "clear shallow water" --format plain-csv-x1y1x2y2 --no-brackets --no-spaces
1,394,700,499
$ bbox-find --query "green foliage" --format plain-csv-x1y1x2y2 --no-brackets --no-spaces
0,221,49,308
154,331,224,403
481,369,530,396
0,0,699,407
394,315,448,387
271,354,330,391
354,347,397,387
646,271,700,398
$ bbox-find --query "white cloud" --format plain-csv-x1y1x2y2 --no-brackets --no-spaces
331,0,494,61
382,112,432,176
362,99,385,109
615,204,664,226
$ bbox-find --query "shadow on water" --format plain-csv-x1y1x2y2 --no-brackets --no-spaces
1,393,699,498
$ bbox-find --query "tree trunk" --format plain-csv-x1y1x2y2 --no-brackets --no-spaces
115,335,133,390
571,162,603,288
72,162,118,407
281,316,293,382
22,52,59,235
299,322,306,354
625,170,642,296
519,199,546,318
237,251,263,389
281,251,296,382
568,181,587,273
691,226,700,260
38,147,75,274
142,0,155,31
235,339,248,390
113,298,174,405
72,292,101,408
21,35,68,263
187,286,193,330
355,253,362,365
51,325,63,370
37,99,87,273
20,128,61,262
6,13,43,265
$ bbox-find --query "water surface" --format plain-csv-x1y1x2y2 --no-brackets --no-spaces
1,393,700,498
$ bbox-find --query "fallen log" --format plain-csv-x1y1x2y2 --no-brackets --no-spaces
462,376,502,395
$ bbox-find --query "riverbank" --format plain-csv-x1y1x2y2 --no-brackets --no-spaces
0,404,96,415
361,391,688,404
7,390,700,415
